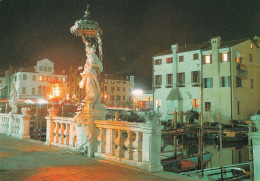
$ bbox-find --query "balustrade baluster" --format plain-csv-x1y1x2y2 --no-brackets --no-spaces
59,123,64,144
114,130,124,158
65,123,70,146
133,132,142,162
97,127,106,153
54,122,59,143
124,131,133,160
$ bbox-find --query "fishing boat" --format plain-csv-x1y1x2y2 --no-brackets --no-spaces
162,153,213,172
161,145,182,160
181,162,250,180
216,131,247,142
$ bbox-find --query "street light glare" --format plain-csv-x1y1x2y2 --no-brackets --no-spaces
132,89,143,95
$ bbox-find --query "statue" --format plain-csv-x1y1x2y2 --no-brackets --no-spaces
9,84,18,113
79,38,103,107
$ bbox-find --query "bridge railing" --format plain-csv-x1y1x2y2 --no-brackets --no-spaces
0,108,31,140
45,108,163,172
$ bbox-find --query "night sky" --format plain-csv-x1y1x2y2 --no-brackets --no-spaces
1,0,260,89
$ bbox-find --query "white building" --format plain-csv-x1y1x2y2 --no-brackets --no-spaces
153,36,260,124
10,58,67,100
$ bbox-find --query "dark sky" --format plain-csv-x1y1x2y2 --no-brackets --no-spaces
1,0,260,89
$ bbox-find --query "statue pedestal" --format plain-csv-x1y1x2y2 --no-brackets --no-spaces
75,102,107,157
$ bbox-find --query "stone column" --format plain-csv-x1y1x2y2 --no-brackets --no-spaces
20,107,31,140
45,107,59,146
250,132,260,180
8,112,13,136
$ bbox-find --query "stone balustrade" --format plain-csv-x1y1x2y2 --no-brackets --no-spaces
0,108,31,140
45,116,77,152
46,110,164,172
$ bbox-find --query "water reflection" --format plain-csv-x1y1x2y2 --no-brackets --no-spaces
163,136,249,169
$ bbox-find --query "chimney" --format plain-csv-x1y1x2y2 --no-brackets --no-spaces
253,36,260,47
211,36,221,48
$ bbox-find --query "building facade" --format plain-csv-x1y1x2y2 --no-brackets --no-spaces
153,36,260,124
0,58,67,101
101,74,134,109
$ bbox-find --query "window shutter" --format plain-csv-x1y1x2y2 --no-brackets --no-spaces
219,53,222,62
210,54,212,64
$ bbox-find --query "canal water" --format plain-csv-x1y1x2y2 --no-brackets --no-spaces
163,136,249,169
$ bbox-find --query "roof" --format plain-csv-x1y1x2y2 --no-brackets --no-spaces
153,37,250,57
202,38,249,51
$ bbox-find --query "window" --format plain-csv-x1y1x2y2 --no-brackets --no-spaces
237,101,240,115
42,76,47,82
104,86,107,91
166,57,172,63
117,87,120,91
0,80,2,84
154,59,162,65
179,56,184,62
111,80,114,84
48,67,52,72
39,75,43,81
44,66,47,71
116,95,121,100
32,75,36,81
48,76,52,82
43,86,46,95
23,74,27,80
110,95,114,100
250,79,253,89
166,74,173,86
220,76,230,87
249,53,252,63
236,77,242,88
205,102,211,112
22,87,26,94
117,81,121,84
39,66,43,71
193,99,199,108
177,73,185,85
111,87,115,92
193,53,199,60
123,96,125,101
63,77,66,83
123,81,126,84
221,52,228,62
156,99,161,108
204,78,213,88
250,43,253,49
105,80,108,83
204,55,211,64
155,75,162,87
192,71,200,83
235,57,242,63
32,88,35,95
38,86,42,95
123,87,125,92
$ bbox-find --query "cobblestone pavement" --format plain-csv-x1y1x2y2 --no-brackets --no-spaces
0,134,173,181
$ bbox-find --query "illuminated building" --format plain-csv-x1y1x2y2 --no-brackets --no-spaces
153,36,260,124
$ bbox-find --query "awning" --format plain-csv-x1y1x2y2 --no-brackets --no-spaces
166,88,182,100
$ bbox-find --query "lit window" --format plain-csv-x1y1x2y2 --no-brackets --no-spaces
39,66,43,71
156,99,161,107
221,52,228,62
32,75,36,81
44,66,47,71
39,75,43,81
63,77,66,82
104,94,108,100
111,80,114,84
235,57,242,63
250,43,253,49
179,56,184,62
48,76,52,82
166,57,172,63
204,55,211,64
117,87,120,91
193,99,199,108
